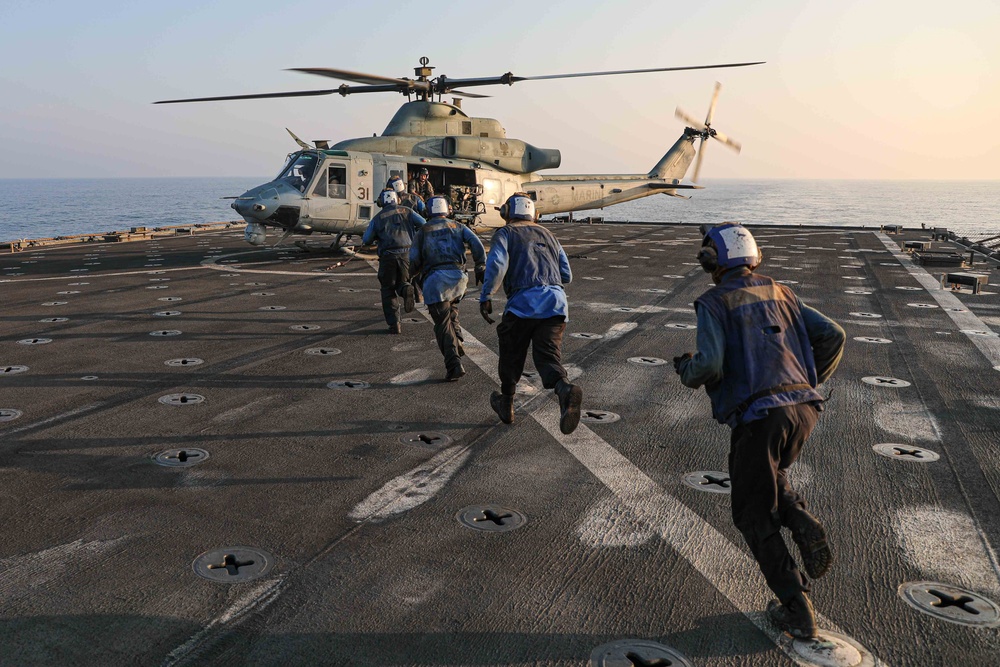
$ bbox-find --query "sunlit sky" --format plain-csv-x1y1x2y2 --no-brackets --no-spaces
1,0,997,180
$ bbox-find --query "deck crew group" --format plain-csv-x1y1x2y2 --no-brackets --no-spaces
361,173,847,640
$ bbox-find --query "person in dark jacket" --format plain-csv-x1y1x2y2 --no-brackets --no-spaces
479,193,583,435
409,196,486,381
674,222,846,639
362,189,426,333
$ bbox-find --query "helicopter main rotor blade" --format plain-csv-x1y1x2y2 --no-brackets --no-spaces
154,82,424,104
288,67,412,86
675,107,705,130
435,61,764,91
517,61,764,82
450,89,491,99
705,82,721,127
154,89,341,104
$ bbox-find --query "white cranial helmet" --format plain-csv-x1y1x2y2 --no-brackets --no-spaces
428,196,451,218
378,189,398,206
391,178,406,194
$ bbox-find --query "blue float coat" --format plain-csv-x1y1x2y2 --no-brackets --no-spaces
679,267,845,427
362,205,426,256
409,217,486,305
479,222,572,320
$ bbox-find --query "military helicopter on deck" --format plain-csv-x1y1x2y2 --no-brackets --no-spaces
155,57,761,249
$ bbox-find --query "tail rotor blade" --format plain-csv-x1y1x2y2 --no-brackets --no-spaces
693,136,707,183
675,107,705,130
705,81,721,127
711,130,741,153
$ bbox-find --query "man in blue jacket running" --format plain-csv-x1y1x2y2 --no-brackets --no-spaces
479,193,583,435
410,195,486,381
675,222,846,639
362,189,425,334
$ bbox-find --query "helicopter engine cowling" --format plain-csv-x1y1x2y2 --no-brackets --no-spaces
244,222,267,246
442,137,560,173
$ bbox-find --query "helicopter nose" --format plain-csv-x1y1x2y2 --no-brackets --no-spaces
233,187,280,221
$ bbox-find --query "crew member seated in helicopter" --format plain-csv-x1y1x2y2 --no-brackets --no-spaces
409,167,435,201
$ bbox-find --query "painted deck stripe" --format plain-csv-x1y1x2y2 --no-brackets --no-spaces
876,232,1000,365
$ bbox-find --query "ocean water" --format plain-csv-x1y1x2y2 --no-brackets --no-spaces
1,177,998,243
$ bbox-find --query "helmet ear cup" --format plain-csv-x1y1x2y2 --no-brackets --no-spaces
498,202,509,220
697,245,718,273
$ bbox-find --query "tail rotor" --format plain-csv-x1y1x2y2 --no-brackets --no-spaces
675,82,741,183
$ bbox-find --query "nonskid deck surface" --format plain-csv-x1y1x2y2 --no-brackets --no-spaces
2,224,999,666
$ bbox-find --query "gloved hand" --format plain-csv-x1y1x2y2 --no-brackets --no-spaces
673,352,693,374
474,264,485,286
480,299,495,325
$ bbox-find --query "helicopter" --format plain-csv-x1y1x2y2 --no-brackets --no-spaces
155,57,762,250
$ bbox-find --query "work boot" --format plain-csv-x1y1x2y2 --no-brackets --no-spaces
786,509,833,579
490,391,514,424
402,284,416,313
767,593,818,639
445,364,466,382
555,379,583,435
388,322,402,334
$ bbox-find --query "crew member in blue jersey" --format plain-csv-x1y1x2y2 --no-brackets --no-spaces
409,195,486,381
362,189,426,334
674,222,846,639
479,193,583,434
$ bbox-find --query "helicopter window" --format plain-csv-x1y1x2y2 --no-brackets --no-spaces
311,164,347,198
278,153,319,193
482,178,502,206
462,121,472,135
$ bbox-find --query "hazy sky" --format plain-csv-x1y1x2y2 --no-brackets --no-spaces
1,0,997,180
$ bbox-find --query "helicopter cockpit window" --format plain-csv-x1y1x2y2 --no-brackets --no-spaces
277,153,319,193
312,164,348,199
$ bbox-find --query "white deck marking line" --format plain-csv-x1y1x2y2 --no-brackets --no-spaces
419,306,885,665
0,266,211,283
1,403,104,436
201,251,376,276
876,232,1000,365
877,232,1000,586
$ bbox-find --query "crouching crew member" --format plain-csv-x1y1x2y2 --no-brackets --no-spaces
409,195,486,381
362,189,426,334
674,222,846,639
479,193,583,435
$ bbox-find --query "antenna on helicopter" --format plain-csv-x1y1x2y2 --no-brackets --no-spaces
675,82,742,183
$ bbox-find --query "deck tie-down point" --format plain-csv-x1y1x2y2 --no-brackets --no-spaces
193,547,274,583
208,554,255,576
590,640,692,667
683,471,732,494
457,505,527,532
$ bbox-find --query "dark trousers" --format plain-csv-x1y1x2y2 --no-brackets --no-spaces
377,254,410,326
496,313,567,396
428,299,463,372
729,402,819,603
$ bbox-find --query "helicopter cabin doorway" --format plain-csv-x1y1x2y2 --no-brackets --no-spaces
406,163,484,226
